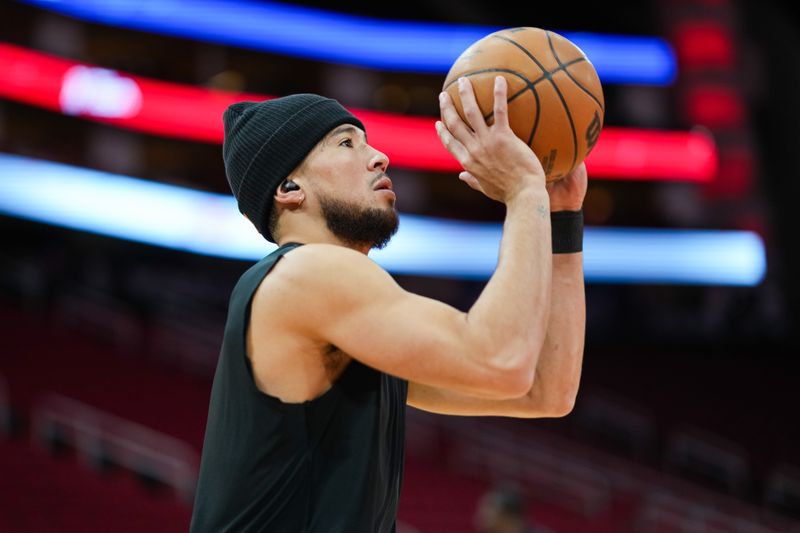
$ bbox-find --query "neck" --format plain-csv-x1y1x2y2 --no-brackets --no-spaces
277,228,370,255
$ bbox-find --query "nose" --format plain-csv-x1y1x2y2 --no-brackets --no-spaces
368,147,389,173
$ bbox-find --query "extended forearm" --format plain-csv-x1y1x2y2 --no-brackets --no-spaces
467,189,552,374
527,252,585,414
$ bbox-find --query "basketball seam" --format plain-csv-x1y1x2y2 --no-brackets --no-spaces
491,34,549,74
494,33,578,173
545,30,605,113
443,57,584,92
482,85,530,123
441,67,539,127
446,58,584,127
474,59,583,131
527,87,542,146
442,68,535,91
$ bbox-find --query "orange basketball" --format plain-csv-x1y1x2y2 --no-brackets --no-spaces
443,27,604,182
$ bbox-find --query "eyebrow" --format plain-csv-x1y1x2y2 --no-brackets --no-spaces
328,125,367,143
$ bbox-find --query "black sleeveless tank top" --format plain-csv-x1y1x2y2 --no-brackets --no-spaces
190,242,408,533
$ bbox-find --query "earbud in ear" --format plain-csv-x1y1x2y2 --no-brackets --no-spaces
280,180,300,192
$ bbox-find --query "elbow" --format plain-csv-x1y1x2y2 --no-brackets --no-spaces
484,350,537,400
469,365,533,400
500,366,536,399
548,395,576,418
545,346,584,418
467,331,541,400
546,379,581,417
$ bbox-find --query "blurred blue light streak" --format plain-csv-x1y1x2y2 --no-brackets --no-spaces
0,153,764,285
20,0,676,84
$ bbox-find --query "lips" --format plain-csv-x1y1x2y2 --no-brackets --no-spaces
373,176,393,191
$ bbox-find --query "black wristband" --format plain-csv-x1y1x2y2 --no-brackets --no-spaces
551,210,584,254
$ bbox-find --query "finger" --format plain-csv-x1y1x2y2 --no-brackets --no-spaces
457,77,488,134
458,171,485,193
492,76,509,129
439,91,477,149
436,120,471,166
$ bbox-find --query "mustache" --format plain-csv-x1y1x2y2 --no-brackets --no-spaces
370,172,389,186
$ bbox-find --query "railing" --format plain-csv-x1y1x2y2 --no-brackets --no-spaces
54,287,143,353
406,408,800,531
149,308,223,377
634,490,795,533
665,425,751,496
31,393,199,502
444,416,613,518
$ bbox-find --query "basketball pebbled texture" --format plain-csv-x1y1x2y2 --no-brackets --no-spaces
443,27,604,181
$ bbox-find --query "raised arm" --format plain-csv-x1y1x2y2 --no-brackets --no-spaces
407,164,587,418
525,164,587,414
270,76,552,400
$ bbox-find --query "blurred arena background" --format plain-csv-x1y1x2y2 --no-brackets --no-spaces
2,0,800,531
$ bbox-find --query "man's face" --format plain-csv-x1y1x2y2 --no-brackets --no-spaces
298,124,398,249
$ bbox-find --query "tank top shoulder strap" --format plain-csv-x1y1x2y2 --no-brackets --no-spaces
235,242,304,292
227,242,305,336
221,242,308,409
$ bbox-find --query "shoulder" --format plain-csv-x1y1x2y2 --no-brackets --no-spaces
272,243,394,290
259,244,398,312
254,244,399,339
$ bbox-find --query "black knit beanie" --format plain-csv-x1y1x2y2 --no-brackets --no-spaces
222,94,365,242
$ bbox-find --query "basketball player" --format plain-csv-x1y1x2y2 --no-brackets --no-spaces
190,76,586,532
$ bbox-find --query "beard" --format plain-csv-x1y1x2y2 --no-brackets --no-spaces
318,193,399,250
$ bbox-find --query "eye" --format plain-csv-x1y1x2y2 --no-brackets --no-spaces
339,138,353,148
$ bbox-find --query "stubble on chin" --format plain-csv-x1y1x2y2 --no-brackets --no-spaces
318,194,399,250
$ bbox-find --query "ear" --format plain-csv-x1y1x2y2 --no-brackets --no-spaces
274,182,305,209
